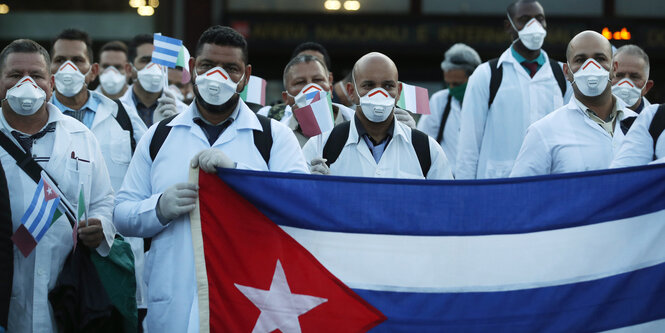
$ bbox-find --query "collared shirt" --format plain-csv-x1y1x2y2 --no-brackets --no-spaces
192,102,240,146
574,97,622,136
131,89,158,126
511,46,546,74
51,91,99,129
354,115,394,163
1,105,60,164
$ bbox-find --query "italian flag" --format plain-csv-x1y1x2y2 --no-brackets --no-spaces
240,75,267,106
397,82,430,115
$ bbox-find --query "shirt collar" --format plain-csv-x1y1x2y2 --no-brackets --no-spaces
50,90,99,114
191,99,241,126
510,46,546,66
353,114,395,145
1,102,65,136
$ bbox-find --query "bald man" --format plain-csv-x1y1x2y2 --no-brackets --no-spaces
510,31,638,177
302,52,453,179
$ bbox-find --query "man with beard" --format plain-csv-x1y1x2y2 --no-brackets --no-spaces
113,25,308,333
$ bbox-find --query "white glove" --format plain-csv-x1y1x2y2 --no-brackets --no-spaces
310,157,330,175
153,89,179,123
190,148,236,173
156,182,198,223
394,108,416,129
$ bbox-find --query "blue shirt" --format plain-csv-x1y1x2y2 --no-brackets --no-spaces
51,91,99,129
354,115,394,163
131,90,158,127
511,46,546,73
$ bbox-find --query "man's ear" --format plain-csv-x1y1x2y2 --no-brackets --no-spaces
281,91,289,104
238,64,252,93
563,62,573,83
346,81,358,104
188,57,196,79
395,82,402,103
124,63,132,77
643,79,655,96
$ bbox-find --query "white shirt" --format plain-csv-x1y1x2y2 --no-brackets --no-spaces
113,99,308,333
510,97,637,177
2,103,115,332
611,103,665,168
417,89,462,175
303,115,453,180
456,48,573,179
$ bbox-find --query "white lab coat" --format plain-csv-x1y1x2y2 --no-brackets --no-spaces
2,104,115,333
303,115,454,180
417,89,462,175
510,97,637,177
118,84,188,127
456,48,573,179
611,103,665,168
114,100,308,333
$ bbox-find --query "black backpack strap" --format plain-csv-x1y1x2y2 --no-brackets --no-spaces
149,115,177,161
253,114,273,166
0,132,42,184
488,58,503,109
620,116,637,135
436,93,453,143
648,104,665,158
548,58,567,98
322,121,351,167
411,128,432,177
0,162,11,330
113,100,136,154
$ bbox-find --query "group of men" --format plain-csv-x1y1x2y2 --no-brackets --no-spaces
1,0,663,331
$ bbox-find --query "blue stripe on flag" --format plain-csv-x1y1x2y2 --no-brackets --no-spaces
27,193,49,233
154,34,182,46
217,164,665,236
151,58,176,68
356,261,665,332
153,46,180,58
20,178,43,226
34,197,60,241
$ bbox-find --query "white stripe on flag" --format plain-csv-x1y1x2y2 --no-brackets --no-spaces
152,53,178,64
244,76,264,104
154,39,182,52
31,198,58,241
281,209,665,293
311,98,334,134
402,84,417,111
23,187,45,230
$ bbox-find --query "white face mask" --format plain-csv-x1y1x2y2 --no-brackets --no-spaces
195,66,243,106
136,62,165,93
508,16,547,51
288,83,328,109
612,78,643,107
4,76,46,116
54,60,87,97
355,83,395,123
569,58,611,97
99,67,126,95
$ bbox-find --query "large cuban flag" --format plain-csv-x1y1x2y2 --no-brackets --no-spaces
189,164,665,332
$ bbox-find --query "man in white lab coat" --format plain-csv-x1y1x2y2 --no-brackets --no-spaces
456,0,572,179
510,31,637,177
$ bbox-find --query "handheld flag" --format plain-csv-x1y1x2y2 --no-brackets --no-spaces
397,82,430,114
175,45,191,84
239,75,267,105
152,34,183,69
292,90,335,137
11,176,61,257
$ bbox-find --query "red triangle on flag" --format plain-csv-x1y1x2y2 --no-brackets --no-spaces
42,178,59,201
197,170,386,332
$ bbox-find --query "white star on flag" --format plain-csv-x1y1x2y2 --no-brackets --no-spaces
235,259,328,333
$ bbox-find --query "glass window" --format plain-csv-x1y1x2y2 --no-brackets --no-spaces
422,0,602,17
228,0,409,13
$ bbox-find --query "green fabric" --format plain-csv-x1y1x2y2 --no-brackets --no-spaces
511,46,545,72
449,83,467,103
90,235,137,332
267,103,287,121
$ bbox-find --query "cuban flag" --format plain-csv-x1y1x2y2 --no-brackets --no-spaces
11,176,61,257
152,33,183,68
189,164,665,332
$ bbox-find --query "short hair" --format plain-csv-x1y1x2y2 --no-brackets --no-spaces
52,28,93,62
615,44,650,78
291,42,331,71
282,54,328,88
100,40,128,57
128,34,153,64
196,26,248,64
440,43,482,76
0,39,51,75
507,0,539,18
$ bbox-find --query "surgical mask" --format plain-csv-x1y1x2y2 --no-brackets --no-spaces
612,78,643,107
194,66,243,106
448,82,467,102
99,67,126,95
54,60,87,97
136,62,165,93
287,83,328,109
356,85,395,123
4,76,46,116
569,59,610,97
508,16,547,51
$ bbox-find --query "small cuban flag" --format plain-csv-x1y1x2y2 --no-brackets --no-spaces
397,82,431,115
11,176,61,257
239,75,267,106
292,90,335,138
152,33,183,69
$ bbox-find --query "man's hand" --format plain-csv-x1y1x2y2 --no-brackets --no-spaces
310,157,331,175
394,108,416,129
78,218,104,249
191,148,235,173
153,89,179,123
156,183,199,223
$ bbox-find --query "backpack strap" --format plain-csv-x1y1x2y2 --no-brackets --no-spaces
113,100,136,153
0,132,42,184
620,116,637,135
323,121,351,167
253,114,273,166
0,162,11,330
436,93,453,143
411,128,432,177
648,103,665,159
488,58,503,109
548,58,567,98
149,115,177,161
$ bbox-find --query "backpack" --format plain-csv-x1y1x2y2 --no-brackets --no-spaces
113,100,136,153
487,57,567,109
322,121,432,177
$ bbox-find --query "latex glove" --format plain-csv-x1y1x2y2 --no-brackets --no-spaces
310,157,330,175
153,89,179,123
190,148,236,173
156,182,198,223
394,108,416,129
78,218,104,248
